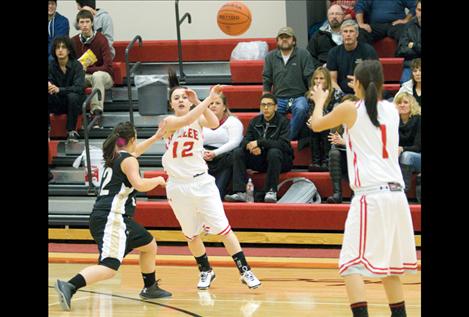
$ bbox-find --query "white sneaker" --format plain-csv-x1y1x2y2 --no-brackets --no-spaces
240,270,261,289
197,270,216,290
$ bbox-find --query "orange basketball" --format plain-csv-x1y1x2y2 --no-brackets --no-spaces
217,1,252,36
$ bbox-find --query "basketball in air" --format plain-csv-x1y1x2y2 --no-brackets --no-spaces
217,1,252,36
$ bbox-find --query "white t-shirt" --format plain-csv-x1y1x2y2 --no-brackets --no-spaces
203,116,243,156
162,120,207,179
343,100,404,191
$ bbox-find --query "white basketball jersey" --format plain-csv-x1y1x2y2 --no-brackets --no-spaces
162,120,208,179
343,100,404,191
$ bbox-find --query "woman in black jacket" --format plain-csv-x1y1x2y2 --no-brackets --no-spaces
395,92,421,194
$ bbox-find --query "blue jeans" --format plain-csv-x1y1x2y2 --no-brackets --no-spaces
400,67,411,84
399,151,421,172
276,96,309,140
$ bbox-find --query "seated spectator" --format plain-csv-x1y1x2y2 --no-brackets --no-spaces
225,94,293,203
395,92,421,194
48,36,86,143
203,94,244,199
394,58,421,107
355,0,416,44
263,26,315,141
74,0,115,60
305,67,344,172
307,4,345,70
323,94,358,203
328,0,357,20
71,9,114,129
48,0,69,62
327,19,378,94
396,0,421,83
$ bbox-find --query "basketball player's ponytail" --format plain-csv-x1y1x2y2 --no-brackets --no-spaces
354,60,384,128
365,81,380,127
102,121,136,168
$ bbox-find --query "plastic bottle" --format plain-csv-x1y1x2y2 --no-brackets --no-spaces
246,178,254,203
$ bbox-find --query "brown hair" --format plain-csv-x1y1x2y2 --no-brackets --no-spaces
102,121,136,168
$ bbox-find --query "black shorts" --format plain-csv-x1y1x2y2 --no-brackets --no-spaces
89,210,154,270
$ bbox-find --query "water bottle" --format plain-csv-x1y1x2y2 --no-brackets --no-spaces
246,178,254,203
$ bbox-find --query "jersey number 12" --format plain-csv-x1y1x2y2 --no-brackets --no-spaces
172,141,194,158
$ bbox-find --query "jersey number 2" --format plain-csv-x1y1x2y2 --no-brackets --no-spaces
172,141,194,158
379,124,389,159
99,167,113,196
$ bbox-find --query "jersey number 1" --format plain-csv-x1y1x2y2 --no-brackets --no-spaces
172,141,194,158
379,124,389,159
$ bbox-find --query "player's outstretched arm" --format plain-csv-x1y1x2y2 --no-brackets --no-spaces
121,156,165,192
130,121,167,157
162,85,223,131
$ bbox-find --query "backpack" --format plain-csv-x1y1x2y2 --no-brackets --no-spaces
277,177,321,204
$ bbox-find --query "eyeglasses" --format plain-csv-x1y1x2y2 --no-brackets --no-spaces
260,102,276,107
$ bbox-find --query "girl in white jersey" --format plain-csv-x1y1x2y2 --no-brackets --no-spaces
158,69,261,290
309,60,417,317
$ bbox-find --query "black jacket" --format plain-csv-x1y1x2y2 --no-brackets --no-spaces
399,115,421,153
396,17,421,66
307,30,338,70
241,112,293,159
48,58,86,96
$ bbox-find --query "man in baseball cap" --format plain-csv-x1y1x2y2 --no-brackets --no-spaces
277,26,295,38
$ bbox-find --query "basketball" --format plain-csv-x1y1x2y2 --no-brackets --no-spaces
217,1,252,36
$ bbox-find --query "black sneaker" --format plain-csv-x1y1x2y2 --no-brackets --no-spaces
66,130,80,143
139,280,172,299
55,279,76,311
92,110,103,129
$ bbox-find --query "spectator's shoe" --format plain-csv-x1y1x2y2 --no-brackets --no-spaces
66,130,80,143
139,280,172,299
224,192,248,202
92,110,104,129
240,270,261,289
54,279,76,311
197,270,216,290
326,193,343,204
264,191,277,203
308,163,323,172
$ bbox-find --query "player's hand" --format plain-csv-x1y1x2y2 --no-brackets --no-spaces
310,84,329,106
204,150,216,161
154,119,167,139
184,88,200,105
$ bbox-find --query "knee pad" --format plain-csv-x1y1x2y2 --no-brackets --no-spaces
99,257,121,271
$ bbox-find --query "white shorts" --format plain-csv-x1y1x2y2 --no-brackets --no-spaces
166,173,231,239
339,191,418,278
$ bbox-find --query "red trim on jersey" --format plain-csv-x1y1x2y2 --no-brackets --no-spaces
346,131,361,188
217,224,231,235
379,124,389,158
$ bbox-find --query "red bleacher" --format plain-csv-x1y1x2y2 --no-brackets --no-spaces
134,200,421,232
373,37,397,58
113,38,277,63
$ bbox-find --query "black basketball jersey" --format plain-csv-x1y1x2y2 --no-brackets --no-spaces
93,151,138,216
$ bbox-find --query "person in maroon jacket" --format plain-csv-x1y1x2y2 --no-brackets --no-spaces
71,9,113,129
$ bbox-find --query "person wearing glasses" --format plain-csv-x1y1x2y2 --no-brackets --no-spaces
225,94,293,203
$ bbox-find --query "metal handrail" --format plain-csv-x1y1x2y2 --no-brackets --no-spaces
125,35,143,124
82,88,102,195
175,0,191,84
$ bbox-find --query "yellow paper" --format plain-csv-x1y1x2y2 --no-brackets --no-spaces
78,49,97,68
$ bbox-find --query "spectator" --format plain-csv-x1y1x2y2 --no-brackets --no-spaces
396,0,421,83
305,67,344,172
307,4,345,70
355,0,417,44
327,19,378,94
263,26,315,141
328,0,357,20
394,58,421,107
225,94,293,203
48,36,85,143
74,0,115,60
203,94,244,199
48,0,69,62
395,92,421,195
71,9,114,129
324,94,358,203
